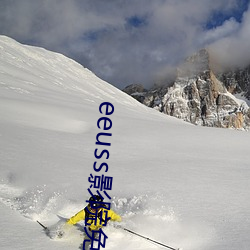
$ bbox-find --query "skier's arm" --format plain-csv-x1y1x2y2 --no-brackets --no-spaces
67,209,85,225
108,210,122,222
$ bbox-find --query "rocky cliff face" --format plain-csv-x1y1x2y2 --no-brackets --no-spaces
217,66,250,99
123,49,250,130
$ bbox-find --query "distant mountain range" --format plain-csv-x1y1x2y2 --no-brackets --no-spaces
123,49,250,130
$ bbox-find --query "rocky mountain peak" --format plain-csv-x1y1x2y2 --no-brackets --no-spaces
177,49,210,78
123,49,250,130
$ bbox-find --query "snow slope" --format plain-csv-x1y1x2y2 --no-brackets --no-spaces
0,35,250,250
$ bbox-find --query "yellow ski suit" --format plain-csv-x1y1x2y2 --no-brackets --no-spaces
67,206,121,231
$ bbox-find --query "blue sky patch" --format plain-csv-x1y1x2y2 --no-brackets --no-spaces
206,0,249,29
126,15,147,28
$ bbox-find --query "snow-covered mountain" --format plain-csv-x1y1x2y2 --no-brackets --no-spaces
217,65,250,100
124,49,250,130
1,36,250,250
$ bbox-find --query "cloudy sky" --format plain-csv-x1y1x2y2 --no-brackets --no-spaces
0,0,249,89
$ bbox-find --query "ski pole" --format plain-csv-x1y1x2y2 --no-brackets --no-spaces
122,227,181,250
37,220,48,231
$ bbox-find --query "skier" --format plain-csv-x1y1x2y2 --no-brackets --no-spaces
66,194,122,231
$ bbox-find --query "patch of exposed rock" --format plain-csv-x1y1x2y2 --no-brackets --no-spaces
123,49,250,130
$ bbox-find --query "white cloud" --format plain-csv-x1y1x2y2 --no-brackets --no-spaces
209,5,250,68
200,18,240,45
0,0,249,88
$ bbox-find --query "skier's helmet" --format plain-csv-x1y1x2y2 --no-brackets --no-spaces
89,195,103,208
